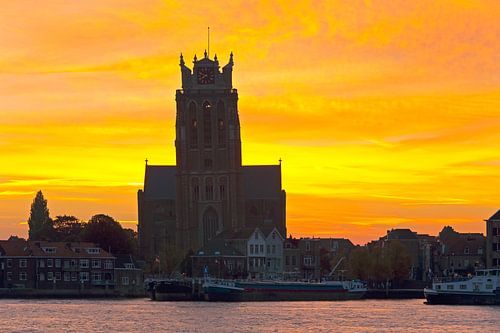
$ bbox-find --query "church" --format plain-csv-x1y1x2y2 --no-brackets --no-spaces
137,50,286,268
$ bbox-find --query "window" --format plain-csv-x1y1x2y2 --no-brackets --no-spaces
47,259,53,267
92,272,102,282
285,256,290,266
55,259,61,268
47,272,54,281
192,178,200,201
250,245,254,254
55,272,61,281
464,247,469,255
486,284,493,289
71,272,77,281
86,248,100,255
7,259,12,268
7,272,12,281
42,247,56,254
64,260,70,269
92,259,101,268
292,256,296,266
304,256,313,266
272,232,276,240
104,260,113,269
39,273,45,281
260,245,264,253
64,272,70,282
124,263,134,269
189,102,198,148
19,259,27,268
493,227,498,236
121,277,129,285
203,101,212,147
447,285,454,290
306,241,311,252
460,284,467,290
204,158,212,169
70,259,77,268
219,185,226,200
205,178,214,200
39,259,45,268
79,272,89,281
217,101,226,147
80,259,89,268
19,272,27,281
272,245,276,254
267,245,270,254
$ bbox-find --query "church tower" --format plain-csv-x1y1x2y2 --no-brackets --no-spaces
174,51,245,251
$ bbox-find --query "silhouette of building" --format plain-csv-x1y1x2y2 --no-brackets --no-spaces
138,51,286,268
485,210,500,268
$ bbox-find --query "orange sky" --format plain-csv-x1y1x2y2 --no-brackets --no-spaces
1,0,499,244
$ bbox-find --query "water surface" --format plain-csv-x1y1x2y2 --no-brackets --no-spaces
1,298,497,332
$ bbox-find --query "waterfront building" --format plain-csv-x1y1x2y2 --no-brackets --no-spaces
137,51,286,269
436,226,485,276
0,238,115,290
485,210,500,268
283,237,301,279
114,254,144,296
191,239,246,279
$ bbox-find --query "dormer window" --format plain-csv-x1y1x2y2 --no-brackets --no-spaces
42,247,56,254
86,248,100,255
464,247,470,255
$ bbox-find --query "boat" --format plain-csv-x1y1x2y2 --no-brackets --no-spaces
424,268,500,305
202,279,367,302
147,279,195,301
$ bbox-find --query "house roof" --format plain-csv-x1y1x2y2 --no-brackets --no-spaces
242,165,282,198
386,229,418,240
442,237,485,256
143,165,176,199
194,239,245,257
0,239,114,258
487,210,500,221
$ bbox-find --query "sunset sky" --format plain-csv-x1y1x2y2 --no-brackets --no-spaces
1,0,499,244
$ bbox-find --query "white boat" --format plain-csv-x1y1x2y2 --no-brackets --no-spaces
424,269,500,305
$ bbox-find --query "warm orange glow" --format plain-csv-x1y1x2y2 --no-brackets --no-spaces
1,1,499,244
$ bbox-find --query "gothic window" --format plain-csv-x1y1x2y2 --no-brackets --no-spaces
219,177,227,200
203,101,212,147
202,207,218,245
204,158,213,169
205,177,214,200
217,101,226,147
189,102,198,148
192,178,199,201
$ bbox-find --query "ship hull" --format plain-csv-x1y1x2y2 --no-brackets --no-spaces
204,282,366,302
151,280,194,301
424,289,500,305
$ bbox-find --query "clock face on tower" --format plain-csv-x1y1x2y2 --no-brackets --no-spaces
197,67,215,84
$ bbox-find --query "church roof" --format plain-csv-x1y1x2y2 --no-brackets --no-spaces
143,165,176,199
242,165,282,198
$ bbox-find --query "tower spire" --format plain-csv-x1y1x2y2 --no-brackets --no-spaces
208,26,210,58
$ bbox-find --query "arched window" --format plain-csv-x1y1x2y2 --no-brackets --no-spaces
203,101,212,147
203,207,218,245
192,177,199,201
205,177,214,200
217,101,226,147
219,177,227,200
189,102,197,148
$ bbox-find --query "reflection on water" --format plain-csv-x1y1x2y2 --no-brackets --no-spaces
0,299,498,332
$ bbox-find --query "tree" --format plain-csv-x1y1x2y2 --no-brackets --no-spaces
28,191,53,240
81,214,133,254
347,246,372,281
52,215,83,241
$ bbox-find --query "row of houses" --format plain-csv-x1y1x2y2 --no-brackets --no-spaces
0,237,143,296
188,210,500,282
190,225,354,280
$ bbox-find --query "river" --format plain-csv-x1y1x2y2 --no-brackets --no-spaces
0,298,497,332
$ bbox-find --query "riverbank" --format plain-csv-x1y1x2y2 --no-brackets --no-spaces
0,288,146,299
